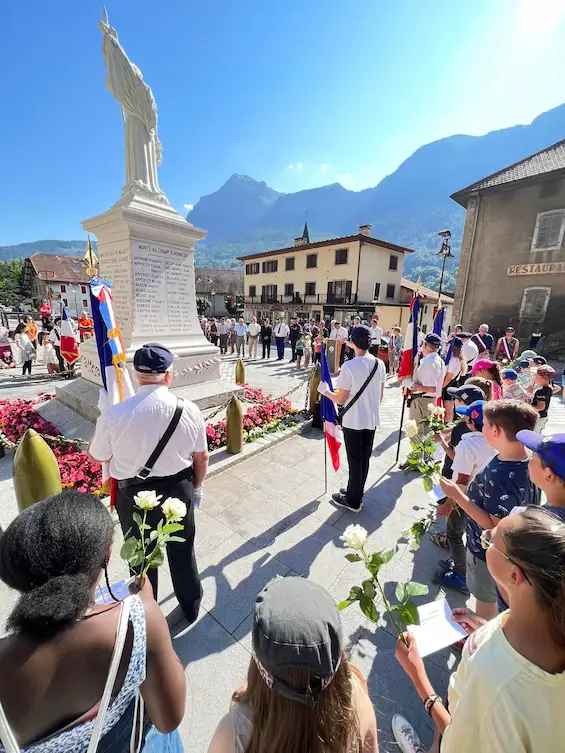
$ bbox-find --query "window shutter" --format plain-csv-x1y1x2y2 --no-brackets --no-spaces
548,215,563,246
345,281,352,303
327,281,333,301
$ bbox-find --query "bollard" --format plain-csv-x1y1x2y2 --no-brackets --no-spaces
13,428,62,512
226,396,244,454
235,359,246,385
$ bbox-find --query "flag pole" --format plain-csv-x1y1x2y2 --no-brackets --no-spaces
395,391,407,463
324,431,328,495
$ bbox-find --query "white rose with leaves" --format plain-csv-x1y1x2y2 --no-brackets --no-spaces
427,403,436,414
162,497,187,523
433,405,445,418
340,524,368,551
405,419,419,438
134,490,163,510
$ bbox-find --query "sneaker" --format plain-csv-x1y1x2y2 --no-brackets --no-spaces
432,568,469,594
391,714,426,753
438,557,454,571
331,493,363,513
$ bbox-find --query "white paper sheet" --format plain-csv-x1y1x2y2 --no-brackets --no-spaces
407,599,467,656
428,484,445,502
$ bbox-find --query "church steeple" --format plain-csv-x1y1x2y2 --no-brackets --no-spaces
302,221,310,244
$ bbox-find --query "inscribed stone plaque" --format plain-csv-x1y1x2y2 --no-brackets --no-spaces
100,247,132,341
131,242,195,337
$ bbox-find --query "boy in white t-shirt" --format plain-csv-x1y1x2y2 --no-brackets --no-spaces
318,325,386,513
434,400,496,594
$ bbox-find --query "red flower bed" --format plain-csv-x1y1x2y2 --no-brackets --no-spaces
206,393,296,450
0,396,102,493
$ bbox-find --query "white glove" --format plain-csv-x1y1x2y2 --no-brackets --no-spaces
317,381,329,396
97,388,110,413
192,485,204,509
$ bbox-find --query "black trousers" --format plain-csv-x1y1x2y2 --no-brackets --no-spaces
115,470,202,624
22,359,32,375
290,338,298,360
261,339,271,358
446,505,467,576
343,427,375,508
54,344,66,372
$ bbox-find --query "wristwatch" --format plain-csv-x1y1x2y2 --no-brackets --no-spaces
424,693,442,715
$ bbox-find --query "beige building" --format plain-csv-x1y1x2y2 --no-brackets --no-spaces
451,139,565,356
238,224,415,325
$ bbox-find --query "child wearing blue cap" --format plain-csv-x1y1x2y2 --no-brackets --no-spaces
440,400,539,620
501,368,529,402
517,431,565,522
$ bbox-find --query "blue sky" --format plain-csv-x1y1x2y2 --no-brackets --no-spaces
1,0,565,245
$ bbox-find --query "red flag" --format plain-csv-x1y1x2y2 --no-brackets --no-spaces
60,307,80,365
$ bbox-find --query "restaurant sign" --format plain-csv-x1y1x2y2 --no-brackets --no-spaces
507,262,565,276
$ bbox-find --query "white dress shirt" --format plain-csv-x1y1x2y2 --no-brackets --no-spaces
274,323,289,338
247,322,261,337
89,385,207,480
370,325,383,346
413,352,446,397
330,327,348,340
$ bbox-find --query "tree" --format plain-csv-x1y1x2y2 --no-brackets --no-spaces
0,259,24,307
196,297,210,316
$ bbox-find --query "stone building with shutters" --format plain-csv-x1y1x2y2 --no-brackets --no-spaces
451,140,565,357
238,223,414,325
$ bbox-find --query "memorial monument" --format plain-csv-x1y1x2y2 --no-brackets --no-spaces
55,10,241,422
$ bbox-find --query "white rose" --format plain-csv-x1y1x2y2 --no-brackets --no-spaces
405,419,419,438
427,403,436,414
162,497,187,523
340,524,368,551
433,406,445,418
134,490,163,510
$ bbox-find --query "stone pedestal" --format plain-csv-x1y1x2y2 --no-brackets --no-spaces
54,194,242,422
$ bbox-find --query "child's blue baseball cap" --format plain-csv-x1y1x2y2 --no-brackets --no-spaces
502,368,518,380
456,399,486,428
517,431,565,482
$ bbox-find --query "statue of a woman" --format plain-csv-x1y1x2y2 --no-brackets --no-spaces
99,10,167,203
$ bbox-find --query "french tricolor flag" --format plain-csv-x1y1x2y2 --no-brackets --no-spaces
398,290,422,380
320,345,342,471
60,307,80,365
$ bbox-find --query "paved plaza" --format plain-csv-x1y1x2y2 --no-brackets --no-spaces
1,349,565,752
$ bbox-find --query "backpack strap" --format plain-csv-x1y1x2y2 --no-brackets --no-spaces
134,397,184,481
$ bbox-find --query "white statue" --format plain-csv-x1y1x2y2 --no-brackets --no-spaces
99,8,167,202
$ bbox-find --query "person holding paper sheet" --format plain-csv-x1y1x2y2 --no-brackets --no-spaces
392,506,565,753
439,400,539,621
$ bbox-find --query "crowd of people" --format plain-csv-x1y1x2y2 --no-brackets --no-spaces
0,300,94,378
0,312,564,752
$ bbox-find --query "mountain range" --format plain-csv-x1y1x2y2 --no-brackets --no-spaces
4,102,565,291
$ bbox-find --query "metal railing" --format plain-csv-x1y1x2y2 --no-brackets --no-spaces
244,293,360,305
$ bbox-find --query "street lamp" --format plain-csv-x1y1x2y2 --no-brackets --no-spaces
436,229,453,303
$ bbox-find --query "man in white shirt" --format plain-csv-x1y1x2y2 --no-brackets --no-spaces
217,317,229,354
273,317,290,360
234,317,248,357
405,332,446,435
368,315,383,357
329,320,348,366
89,343,208,624
247,316,261,359
319,325,386,513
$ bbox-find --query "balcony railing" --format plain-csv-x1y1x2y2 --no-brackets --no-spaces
244,293,360,305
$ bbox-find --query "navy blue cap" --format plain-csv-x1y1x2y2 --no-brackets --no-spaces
447,384,486,404
532,356,547,365
459,332,473,338
517,431,565,482
349,325,371,349
456,399,486,428
502,368,518,380
133,342,175,373
518,360,530,369
425,333,441,347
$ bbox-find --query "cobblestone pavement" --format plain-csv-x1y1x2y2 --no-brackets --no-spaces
0,348,564,752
